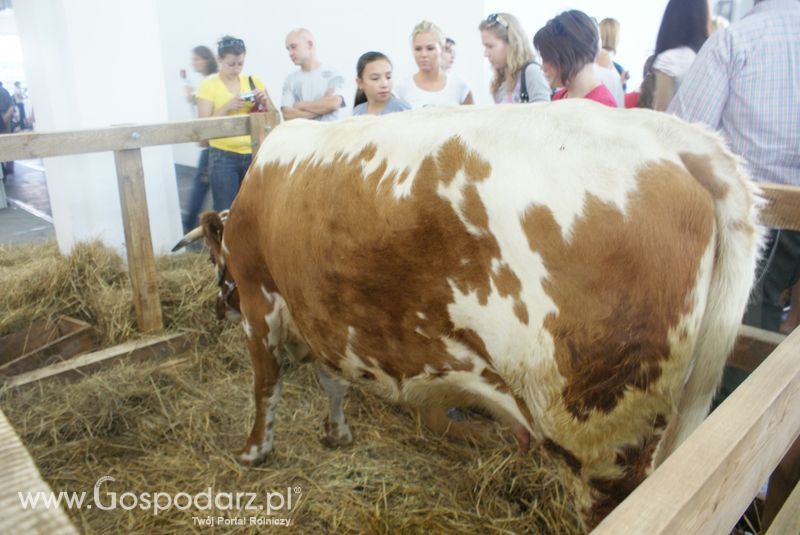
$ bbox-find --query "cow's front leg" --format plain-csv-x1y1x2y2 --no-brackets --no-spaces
238,298,284,466
316,364,353,447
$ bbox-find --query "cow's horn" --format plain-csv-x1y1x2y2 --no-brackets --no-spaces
171,226,205,252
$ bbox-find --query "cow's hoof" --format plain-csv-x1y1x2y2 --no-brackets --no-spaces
237,444,271,467
321,418,353,448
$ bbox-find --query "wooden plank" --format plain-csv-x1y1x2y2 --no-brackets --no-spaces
728,324,786,373
249,112,267,155
0,409,78,534
593,327,800,535
758,182,800,232
248,111,280,156
114,148,163,332
0,316,97,376
4,332,191,388
766,480,800,535
0,114,277,160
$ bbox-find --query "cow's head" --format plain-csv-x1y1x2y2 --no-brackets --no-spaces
199,211,241,321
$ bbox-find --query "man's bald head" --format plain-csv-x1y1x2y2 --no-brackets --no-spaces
285,28,317,68
287,28,314,43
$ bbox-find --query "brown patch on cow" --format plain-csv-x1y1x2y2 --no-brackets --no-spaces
453,328,493,363
461,184,490,231
492,263,529,325
521,161,715,420
226,138,507,385
585,418,667,527
680,152,729,200
543,439,582,475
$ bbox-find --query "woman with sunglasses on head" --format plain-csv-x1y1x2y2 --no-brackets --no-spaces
479,12,550,104
196,36,277,211
533,10,617,107
352,52,410,116
396,21,473,109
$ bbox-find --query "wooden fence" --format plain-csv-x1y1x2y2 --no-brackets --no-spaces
0,113,798,533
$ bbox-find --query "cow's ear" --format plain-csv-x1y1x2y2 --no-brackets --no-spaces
200,211,225,258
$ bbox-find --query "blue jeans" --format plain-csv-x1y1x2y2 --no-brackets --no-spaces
208,147,252,212
182,148,210,233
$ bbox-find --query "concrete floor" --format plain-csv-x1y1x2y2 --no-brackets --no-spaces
0,160,200,247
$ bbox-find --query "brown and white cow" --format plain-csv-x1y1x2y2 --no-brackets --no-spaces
193,101,761,528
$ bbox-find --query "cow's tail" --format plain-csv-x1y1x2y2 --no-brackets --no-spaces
656,134,764,464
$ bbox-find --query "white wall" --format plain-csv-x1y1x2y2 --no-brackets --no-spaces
158,0,485,166
14,0,182,256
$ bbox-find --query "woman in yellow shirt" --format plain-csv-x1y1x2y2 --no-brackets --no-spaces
196,36,277,211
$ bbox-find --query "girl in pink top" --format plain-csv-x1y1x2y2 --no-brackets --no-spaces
533,10,617,108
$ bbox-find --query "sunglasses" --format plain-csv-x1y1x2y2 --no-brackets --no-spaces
218,38,245,49
486,13,509,29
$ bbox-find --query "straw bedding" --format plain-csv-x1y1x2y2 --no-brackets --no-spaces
0,241,580,534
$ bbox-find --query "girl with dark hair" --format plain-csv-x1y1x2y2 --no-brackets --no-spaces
181,44,220,233
196,36,277,211
651,0,710,111
352,52,410,116
533,10,617,107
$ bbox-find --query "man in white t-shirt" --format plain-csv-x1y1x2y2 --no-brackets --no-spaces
281,28,346,121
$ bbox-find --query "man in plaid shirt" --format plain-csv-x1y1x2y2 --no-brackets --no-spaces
669,0,799,529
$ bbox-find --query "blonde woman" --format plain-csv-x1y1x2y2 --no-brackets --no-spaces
479,12,550,104
597,17,629,90
396,21,473,108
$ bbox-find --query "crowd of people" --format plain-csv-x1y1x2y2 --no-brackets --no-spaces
183,0,770,228
177,1,799,525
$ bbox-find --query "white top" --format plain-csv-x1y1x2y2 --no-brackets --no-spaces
653,47,697,85
281,65,346,121
593,64,625,108
395,74,471,109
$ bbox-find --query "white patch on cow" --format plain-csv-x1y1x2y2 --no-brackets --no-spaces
221,238,230,256
242,317,253,340
415,327,429,338
263,292,287,352
239,445,262,463
437,169,484,236
416,311,427,320
261,285,275,305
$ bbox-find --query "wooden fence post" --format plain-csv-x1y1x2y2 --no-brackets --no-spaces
249,111,280,156
113,148,163,332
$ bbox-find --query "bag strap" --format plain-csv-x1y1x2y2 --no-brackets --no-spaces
248,75,256,91
519,62,533,103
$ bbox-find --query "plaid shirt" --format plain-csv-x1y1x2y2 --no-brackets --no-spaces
668,0,800,186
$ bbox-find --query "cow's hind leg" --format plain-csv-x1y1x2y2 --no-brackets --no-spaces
316,364,353,448
237,290,285,466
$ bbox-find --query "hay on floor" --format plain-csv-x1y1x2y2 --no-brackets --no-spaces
0,240,580,534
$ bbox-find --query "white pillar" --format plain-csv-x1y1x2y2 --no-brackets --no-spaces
13,0,182,256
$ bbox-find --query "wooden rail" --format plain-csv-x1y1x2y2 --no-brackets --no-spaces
0,113,281,332
0,410,78,534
